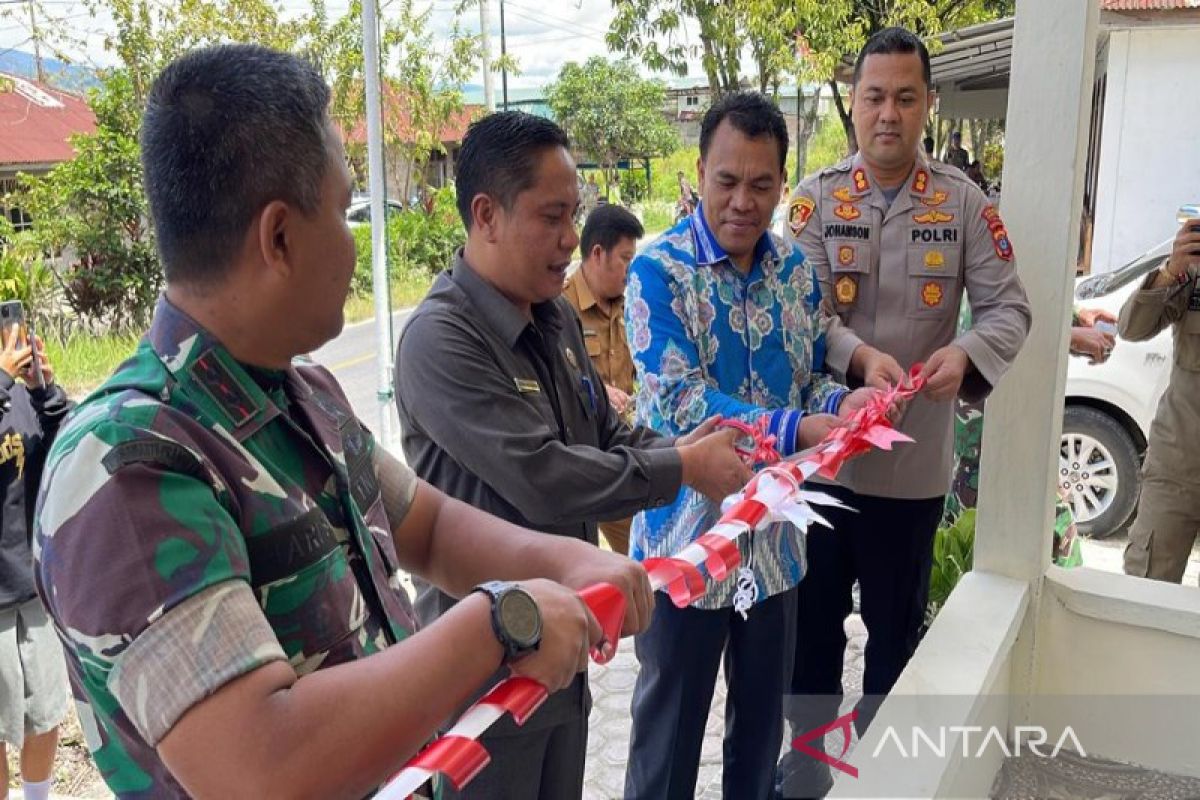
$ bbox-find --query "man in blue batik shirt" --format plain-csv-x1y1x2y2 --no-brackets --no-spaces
622,92,884,800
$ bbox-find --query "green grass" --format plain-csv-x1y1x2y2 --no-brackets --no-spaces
638,200,676,235
344,273,435,324
43,331,142,398
47,274,436,398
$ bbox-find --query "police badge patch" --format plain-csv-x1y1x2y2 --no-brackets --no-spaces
789,197,815,236
835,275,858,305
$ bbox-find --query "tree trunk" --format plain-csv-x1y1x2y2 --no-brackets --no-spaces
793,86,822,180
830,79,856,154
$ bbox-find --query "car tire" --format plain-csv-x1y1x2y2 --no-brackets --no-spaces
1060,405,1140,539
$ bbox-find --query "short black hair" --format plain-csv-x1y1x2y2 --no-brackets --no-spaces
581,204,644,257
454,111,571,229
141,44,332,286
923,136,934,151
853,26,932,88
699,91,788,172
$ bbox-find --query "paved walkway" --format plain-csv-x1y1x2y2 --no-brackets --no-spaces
583,614,868,799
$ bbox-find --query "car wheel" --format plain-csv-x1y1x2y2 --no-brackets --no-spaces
1059,405,1140,539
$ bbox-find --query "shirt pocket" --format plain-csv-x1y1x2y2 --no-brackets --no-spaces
826,241,871,313
906,245,961,320
583,330,603,359
250,508,366,666
1177,310,1200,369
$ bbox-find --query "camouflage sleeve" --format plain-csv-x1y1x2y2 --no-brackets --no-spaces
36,419,283,746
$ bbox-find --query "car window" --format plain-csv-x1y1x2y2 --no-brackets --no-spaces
1076,237,1173,300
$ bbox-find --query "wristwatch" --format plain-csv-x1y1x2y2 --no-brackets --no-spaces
472,581,542,664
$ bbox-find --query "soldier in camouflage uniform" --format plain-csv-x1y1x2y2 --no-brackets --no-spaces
945,299,1106,568
32,44,652,799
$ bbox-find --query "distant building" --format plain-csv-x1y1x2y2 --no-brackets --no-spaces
0,72,96,230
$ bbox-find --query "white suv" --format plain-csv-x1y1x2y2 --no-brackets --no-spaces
1064,239,1174,538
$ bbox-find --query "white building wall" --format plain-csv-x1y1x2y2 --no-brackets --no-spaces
1092,27,1200,273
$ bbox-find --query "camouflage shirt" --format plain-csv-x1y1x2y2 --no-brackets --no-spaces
33,296,418,798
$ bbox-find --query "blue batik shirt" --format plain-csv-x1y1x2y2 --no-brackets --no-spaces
625,205,848,609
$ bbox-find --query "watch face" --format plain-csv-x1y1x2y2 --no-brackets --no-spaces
499,590,541,646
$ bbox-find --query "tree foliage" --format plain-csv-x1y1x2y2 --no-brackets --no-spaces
608,0,1015,155
13,0,479,329
546,57,679,186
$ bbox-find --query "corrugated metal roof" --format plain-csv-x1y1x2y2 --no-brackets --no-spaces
1101,0,1200,9
0,73,95,169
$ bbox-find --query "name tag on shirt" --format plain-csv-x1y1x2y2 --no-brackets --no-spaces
514,378,541,393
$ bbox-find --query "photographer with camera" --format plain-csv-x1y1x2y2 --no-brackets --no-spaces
0,318,71,800
1120,214,1200,585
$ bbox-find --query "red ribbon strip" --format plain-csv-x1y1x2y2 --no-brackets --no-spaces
642,557,707,607
480,677,547,726
717,417,781,467
693,533,741,581
406,736,490,791
577,583,625,664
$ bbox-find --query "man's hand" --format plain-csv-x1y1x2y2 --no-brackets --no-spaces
837,387,904,424
797,413,841,449
1070,326,1115,364
552,546,654,639
850,344,905,390
21,335,52,387
0,324,32,381
508,579,602,692
1156,219,1200,286
678,421,754,503
917,345,971,402
605,383,631,416
1076,307,1117,328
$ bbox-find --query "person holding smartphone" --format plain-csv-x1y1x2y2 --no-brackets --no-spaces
1119,215,1200,584
0,320,71,800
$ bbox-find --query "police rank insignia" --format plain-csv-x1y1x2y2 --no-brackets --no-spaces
838,245,855,266
912,169,929,194
834,203,861,221
924,250,945,269
835,275,858,304
982,205,1014,261
921,281,945,308
853,168,870,193
832,186,864,203
913,210,954,225
920,190,949,207
789,197,815,235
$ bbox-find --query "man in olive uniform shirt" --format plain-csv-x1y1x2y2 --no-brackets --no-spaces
778,28,1031,796
562,204,644,554
1120,217,1200,585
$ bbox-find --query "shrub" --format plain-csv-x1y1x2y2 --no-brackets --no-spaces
925,508,976,628
352,186,464,297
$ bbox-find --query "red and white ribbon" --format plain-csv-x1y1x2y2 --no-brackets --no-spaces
375,371,924,798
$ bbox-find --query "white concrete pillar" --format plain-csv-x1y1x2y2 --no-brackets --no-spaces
974,0,1100,581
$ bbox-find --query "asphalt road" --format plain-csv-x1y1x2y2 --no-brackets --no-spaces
308,307,413,447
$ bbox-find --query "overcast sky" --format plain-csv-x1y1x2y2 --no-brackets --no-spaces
0,0,703,89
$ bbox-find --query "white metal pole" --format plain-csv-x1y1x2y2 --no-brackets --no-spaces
361,0,395,450
480,0,495,112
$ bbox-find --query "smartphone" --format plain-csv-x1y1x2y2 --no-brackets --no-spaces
0,300,45,388
1094,320,1117,337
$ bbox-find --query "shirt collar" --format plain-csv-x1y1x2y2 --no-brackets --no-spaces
451,251,564,349
688,201,779,269
568,267,599,312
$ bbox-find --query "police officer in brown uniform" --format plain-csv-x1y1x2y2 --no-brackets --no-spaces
777,28,1031,797
562,204,644,554
1120,217,1200,584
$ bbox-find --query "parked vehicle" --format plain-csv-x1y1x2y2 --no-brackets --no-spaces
1064,237,1174,537
346,196,408,227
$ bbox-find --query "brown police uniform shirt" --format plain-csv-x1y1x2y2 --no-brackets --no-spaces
562,268,636,396
1118,267,1200,479
787,153,1031,499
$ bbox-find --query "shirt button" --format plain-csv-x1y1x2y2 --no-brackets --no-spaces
654,496,666,506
